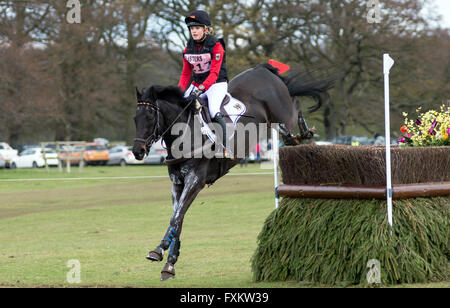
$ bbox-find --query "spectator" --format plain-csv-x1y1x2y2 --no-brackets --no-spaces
254,143,261,163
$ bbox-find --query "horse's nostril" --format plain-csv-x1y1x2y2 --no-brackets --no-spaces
132,145,146,160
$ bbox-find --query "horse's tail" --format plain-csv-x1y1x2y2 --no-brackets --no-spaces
260,63,336,113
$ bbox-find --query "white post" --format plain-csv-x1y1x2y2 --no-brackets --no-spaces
272,125,280,209
57,142,63,172
383,53,395,230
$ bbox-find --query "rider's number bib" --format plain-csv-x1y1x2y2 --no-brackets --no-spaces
184,53,211,74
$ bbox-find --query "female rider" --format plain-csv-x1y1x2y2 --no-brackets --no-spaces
178,10,229,157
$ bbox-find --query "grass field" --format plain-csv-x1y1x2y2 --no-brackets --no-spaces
0,164,448,288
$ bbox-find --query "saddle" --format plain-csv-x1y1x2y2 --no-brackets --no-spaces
164,92,246,183
194,92,246,144
196,94,231,124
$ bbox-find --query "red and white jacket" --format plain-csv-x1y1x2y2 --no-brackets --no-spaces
178,35,228,92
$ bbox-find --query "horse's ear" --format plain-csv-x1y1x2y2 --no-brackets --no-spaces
136,87,142,101
148,86,160,102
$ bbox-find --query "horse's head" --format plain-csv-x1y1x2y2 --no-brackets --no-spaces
132,87,161,160
133,85,189,160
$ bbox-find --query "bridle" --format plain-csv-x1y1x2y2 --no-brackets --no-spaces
134,99,194,154
134,101,161,154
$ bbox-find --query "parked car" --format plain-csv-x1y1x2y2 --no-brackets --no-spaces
83,143,110,165
59,143,110,166
16,143,41,154
314,141,333,146
330,136,353,145
351,136,370,146
331,136,372,146
144,144,167,165
108,146,143,166
0,142,18,168
0,153,6,168
93,138,110,148
10,148,58,168
58,147,80,166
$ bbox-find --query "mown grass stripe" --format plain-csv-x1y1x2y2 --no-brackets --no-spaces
0,172,273,182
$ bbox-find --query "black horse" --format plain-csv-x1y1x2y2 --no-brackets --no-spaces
133,63,334,280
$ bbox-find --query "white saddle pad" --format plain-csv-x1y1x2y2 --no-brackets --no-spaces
199,93,247,144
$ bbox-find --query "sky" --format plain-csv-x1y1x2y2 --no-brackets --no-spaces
430,0,450,28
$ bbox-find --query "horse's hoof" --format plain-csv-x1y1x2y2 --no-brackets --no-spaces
160,263,175,281
146,247,164,262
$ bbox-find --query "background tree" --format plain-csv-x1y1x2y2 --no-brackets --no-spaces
100,0,167,143
0,0,448,145
0,0,56,145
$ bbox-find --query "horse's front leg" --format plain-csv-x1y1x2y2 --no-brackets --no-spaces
160,172,206,281
146,182,184,262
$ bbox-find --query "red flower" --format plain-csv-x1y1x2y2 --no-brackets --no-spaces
400,125,407,133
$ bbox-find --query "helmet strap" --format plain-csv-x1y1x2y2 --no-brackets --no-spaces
195,33,207,43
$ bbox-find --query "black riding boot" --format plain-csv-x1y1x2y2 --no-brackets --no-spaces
213,113,228,158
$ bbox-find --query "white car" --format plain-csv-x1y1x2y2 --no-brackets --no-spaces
143,144,167,165
11,148,58,168
108,146,143,166
0,142,18,167
0,153,6,168
314,141,333,146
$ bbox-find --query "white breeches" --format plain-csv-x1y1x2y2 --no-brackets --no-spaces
184,82,228,119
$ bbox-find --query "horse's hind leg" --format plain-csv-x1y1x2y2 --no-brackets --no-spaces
279,124,300,146
280,110,316,145
297,110,315,140
146,183,184,262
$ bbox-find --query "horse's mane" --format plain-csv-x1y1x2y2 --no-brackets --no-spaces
144,85,186,107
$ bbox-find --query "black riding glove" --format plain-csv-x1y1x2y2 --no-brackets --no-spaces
187,92,198,104
187,89,204,114
188,89,203,102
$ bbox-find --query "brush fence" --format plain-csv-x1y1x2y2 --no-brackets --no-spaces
252,145,449,286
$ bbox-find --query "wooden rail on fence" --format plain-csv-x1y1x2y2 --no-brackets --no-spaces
277,182,450,200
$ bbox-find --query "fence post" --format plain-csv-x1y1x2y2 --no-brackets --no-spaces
272,125,280,209
41,142,49,171
57,142,62,172
383,53,395,232
79,142,85,172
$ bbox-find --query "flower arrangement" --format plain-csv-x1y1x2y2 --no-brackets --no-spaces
398,104,450,146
